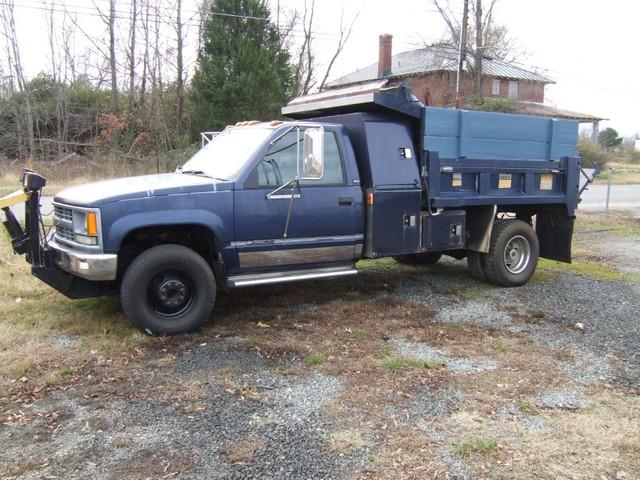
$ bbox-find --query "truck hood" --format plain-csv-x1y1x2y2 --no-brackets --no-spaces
54,173,232,207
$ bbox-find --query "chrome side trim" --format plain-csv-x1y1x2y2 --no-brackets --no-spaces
239,245,355,268
266,193,301,200
228,266,357,288
231,234,364,248
48,238,117,281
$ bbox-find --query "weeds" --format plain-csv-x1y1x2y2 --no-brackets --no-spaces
306,352,327,366
454,438,498,457
490,339,508,353
382,356,445,373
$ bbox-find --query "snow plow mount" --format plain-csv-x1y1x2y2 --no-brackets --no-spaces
1,169,47,265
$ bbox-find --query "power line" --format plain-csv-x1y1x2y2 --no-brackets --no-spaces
3,0,270,24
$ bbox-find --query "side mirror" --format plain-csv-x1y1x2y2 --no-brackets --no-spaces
301,127,324,180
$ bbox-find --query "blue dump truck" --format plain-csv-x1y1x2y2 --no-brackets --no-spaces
1,85,590,334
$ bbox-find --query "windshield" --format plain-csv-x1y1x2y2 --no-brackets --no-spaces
180,127,273,180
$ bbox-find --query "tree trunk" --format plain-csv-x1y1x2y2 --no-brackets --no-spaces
129,0,137,111
109,0,119,112
176,0,184,134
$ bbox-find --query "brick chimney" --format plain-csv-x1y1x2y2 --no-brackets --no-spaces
378,34,393,78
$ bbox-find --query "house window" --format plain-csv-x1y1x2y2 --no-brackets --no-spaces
508,80,519,98
491,79,500,96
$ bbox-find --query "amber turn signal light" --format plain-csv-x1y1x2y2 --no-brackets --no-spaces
86,212,98,236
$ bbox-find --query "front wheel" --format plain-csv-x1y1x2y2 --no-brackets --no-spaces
121,244,216,334
481,220,539,287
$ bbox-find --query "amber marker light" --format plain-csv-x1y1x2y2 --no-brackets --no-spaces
86,212,98,236
366,192,374,205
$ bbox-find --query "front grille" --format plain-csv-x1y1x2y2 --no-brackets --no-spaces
55,225,75,241
54,205,73,222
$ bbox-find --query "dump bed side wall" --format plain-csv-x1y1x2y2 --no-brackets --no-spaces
424,107,579,160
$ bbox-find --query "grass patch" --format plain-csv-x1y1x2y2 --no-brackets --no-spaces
306,352,327,366
538,258,640,283
593,161,640,185
454,437,498,457
516,399,538,414
575,214,640,238
490,338,508,353
382,356,445,373
59,366,76,376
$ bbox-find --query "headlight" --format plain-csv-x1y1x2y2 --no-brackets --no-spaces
72,210,99,245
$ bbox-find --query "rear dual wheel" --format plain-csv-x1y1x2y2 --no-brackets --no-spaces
467,219,539,287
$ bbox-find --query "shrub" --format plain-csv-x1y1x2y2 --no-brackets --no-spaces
470,97,518,113
622,147,640,164
577,140,606,168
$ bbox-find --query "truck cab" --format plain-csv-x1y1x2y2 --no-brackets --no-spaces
1,85,585,334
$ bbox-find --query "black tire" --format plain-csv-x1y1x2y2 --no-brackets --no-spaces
467,251,487,281
481,219,539,287
393,253,442,265
121,244,216,335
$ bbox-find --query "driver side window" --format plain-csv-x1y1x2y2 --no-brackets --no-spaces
257,131,300,186
248,129,344,188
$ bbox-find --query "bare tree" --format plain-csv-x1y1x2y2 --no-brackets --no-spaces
293,0,316,96
128,0,138,110
108,0,118,112
432,0,502,98
292,1,359,95
0,0,36,166
175,0,184,133
318,9,359,91
140,0,152,104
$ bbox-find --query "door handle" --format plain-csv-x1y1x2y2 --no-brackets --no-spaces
338,197,354,206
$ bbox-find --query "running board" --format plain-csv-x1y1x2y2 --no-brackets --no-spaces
228,265,358,288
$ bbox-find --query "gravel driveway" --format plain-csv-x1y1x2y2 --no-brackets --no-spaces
1,214,639,479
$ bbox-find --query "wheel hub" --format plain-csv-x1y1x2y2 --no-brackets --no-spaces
148,269,194,317
503,235,531,275
158,279,187,308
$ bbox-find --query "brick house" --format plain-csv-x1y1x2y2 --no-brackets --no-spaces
324,34,604,138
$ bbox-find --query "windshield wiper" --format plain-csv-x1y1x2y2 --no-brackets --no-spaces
180,169,212,177
180,169,228,181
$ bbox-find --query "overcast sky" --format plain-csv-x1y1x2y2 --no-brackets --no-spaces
11,0,640,136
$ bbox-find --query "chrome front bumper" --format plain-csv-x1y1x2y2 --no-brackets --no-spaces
49,238,117,281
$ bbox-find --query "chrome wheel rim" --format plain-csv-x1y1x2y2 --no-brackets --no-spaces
503,235,531,274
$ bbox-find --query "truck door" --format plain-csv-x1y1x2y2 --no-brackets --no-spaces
232,128,364,272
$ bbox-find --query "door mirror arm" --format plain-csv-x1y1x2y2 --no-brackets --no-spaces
266,177,300,200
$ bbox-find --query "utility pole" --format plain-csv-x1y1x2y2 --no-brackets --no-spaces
474,0,483,99
455,0,469,108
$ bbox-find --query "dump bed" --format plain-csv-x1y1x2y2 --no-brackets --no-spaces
423,107,580,215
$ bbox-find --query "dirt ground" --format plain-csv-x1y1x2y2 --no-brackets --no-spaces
1,211,639,479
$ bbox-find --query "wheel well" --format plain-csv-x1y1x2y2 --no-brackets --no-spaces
117,225,222,282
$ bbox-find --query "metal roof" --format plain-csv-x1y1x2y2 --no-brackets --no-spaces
512,101,606,122
326,45,553,88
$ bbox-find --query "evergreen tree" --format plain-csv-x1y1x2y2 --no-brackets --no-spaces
189,0,294,133
598,127,623,151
